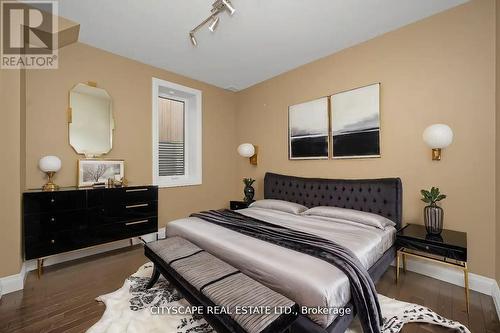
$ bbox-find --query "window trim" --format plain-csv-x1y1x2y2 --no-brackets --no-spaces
152,78,202,188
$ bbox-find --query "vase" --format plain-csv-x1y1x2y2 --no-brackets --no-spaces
244,185,255,203
424,205,444,235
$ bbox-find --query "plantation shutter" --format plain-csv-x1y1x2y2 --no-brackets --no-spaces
158,97,185,176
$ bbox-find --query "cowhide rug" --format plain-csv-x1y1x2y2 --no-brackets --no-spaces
87,263,470,333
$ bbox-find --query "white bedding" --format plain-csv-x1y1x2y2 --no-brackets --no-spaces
166,206,396,327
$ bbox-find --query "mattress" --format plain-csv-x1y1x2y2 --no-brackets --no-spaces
166,206,396,327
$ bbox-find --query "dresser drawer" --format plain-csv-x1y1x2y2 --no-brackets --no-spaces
88,186,157,208
25,230,80,260
92,217,157,243
397,237,467,262
24,191,86,215
88,201,157,225
24,210,87,235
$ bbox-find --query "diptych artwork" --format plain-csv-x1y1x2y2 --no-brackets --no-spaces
288,83,380,160
288,97,329,159
331,83,380,158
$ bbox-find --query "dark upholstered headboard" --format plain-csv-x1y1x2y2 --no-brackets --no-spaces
264,172,403,230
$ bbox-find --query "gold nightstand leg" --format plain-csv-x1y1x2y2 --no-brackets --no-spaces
402,252,407,272
396,251,400,283
37,258,44,278
463,263,470,314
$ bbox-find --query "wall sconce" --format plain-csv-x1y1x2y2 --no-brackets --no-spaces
423,124,453,161
237,143,258,165
39,155,62,191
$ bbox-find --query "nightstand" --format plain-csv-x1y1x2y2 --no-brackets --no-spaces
230,200,251,210
396,224,468,312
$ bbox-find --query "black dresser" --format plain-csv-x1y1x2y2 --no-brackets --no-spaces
23,185,158,267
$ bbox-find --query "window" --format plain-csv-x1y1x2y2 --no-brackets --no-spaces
152,78,202,187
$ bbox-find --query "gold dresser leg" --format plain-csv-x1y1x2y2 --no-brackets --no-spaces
463,263,470,314
37,258,44,278
396,251,400,284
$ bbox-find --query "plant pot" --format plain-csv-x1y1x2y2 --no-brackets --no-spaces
243,185,255,203
424,205,444,235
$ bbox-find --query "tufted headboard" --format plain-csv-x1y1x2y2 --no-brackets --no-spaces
264,172,403,230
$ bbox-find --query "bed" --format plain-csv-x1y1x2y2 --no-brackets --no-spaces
164,172,403,333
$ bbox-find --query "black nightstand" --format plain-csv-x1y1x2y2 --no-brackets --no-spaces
230,200,251,210
396,224,468,312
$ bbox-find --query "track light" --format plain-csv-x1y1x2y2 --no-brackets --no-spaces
221,0,235,15
208,16,219,32
189,32,197,46
189,0,236,46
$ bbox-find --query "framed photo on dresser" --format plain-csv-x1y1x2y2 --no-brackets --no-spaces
77,159,124,187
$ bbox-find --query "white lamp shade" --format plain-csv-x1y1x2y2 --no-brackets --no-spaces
39,156,62,173
237,143,255,158
423,124,453,149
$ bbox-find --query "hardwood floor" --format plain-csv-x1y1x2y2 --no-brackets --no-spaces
0,246,498,333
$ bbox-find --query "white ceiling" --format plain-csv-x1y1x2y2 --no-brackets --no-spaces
58,0,468,91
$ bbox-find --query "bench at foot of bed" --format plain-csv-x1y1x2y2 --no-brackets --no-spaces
145,237,298,333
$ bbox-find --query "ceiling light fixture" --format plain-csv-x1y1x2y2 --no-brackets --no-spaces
221,0,235,15
189,32,197,46
208,16,220,32
189,0,236,46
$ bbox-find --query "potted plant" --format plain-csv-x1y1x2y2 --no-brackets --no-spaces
243,178,256,203
420,187,447,235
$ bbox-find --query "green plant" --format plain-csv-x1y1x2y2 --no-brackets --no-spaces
420,187,446,206
243,178,255,186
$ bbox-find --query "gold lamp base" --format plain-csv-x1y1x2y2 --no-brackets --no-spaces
249,145,258,166
431,148,442,161
42,172,59,191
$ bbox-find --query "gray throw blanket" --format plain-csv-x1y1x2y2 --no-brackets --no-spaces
191,209,382,333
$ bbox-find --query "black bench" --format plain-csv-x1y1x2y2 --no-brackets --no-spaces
145,237,298,333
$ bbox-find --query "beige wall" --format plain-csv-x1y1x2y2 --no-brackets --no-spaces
25,42,240,226
235,0,496,277
0,68,24,277
496,0,500,285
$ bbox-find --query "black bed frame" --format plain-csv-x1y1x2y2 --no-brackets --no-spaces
145,172,403,333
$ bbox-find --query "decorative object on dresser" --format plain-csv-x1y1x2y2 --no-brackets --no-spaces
422,124,454,161
38,155,62,191
237,143,258,165
229,200,251,210
23,185,158,276
330,83,381,159
396,223,468,312
420,186,446,235
288,97,329,159
242,177,255,202
69,82,114,158
77,159,124,187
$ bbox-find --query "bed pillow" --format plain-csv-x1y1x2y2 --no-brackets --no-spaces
302,206,395,229
249,199,308,215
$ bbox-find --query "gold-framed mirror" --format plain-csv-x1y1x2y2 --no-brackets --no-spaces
68,82,114,157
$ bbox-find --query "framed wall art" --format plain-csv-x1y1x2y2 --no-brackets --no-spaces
330,83,380,159
288,97,329,159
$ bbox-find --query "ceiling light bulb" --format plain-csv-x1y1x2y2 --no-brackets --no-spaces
189,32,197,46
221,0,235,15
208,16,219,32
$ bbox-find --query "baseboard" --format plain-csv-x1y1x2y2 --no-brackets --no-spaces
0,264,26,296
493,280,500,322
395,256,498,296
0,229,164,297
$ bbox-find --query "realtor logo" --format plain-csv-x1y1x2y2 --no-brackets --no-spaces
1,0,58,69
